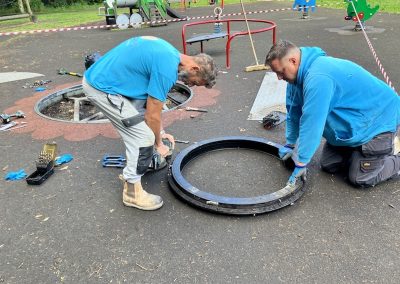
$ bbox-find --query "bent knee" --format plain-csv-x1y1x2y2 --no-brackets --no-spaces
348,155,384,188
321,161,342,174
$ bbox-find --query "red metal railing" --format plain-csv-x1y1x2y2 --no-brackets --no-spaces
182,19,276,69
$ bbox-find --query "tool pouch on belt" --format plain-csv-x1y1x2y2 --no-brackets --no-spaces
121,113,145,128
361,132,394,157
121,99,147,127
107,94,147,128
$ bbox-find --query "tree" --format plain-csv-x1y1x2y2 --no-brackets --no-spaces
24,0,33,16
18,0,26,13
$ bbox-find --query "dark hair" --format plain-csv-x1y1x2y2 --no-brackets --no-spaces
265,40,298,66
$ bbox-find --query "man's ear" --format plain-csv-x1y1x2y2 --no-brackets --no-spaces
191,65,200,72
288,57,297,66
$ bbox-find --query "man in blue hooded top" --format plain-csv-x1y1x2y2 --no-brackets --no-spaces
265,40,400,188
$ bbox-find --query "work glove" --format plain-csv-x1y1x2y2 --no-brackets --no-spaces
287,164,307,186
278,144,295,161
4,169,27,181
55,154,73,166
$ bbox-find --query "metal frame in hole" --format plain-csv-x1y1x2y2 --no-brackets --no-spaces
168,136,307,216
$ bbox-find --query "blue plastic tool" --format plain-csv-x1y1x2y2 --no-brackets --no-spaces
35,87,47,92
102,154,126,168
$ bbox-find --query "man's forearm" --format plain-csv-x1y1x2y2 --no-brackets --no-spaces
145,114,162,146
286,117,300,145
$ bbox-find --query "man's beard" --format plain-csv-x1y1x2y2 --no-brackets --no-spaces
178,70,190,85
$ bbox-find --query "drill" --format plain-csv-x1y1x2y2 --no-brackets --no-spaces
148,139,174,171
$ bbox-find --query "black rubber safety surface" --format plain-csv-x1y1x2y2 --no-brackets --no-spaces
168,136,307,215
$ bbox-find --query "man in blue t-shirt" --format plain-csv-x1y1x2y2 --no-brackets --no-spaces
265,40,400,188
83,36,217,210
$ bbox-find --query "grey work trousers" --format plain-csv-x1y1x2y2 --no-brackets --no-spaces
320,131,400,187
82,78,155,184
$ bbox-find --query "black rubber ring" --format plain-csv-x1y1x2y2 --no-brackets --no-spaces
168,136,307,216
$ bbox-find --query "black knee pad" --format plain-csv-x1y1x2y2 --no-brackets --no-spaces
137,145,154,175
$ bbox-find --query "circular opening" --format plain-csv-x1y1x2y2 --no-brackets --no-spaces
35,83,193,124
182,148,288,198
168,136,305,215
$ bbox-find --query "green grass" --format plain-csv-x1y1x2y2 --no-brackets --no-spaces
0,4,104,32
172,0,400,13
312,0,400,13
0,0,398,32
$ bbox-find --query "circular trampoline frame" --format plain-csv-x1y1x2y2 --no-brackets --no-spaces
168,136,307,216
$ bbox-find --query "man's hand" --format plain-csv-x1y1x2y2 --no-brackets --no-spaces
161,132,175,149
278,144,295,161
287,164,307,186
156,133,175,158
156,143,170,158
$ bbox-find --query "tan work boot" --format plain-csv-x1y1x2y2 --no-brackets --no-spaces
120,175,163,210
394,136,400,156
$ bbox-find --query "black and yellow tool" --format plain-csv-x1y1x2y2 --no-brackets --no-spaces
58,68,83,77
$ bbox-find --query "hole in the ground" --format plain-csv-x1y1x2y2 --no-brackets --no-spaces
35,83,193,123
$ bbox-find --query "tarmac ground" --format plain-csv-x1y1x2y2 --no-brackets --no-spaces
1,1,400,283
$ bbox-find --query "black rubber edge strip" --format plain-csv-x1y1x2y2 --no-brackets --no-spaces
167,136,307,216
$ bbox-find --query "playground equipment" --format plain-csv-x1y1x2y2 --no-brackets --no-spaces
181,0,224,10
293,0,316,19
213,7,223,34
239,0,268,71
182,18,276,69
344,0,379,31
0,0,36,23
183,7,227,55
98,0,183,27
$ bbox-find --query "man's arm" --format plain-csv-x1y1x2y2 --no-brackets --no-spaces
285,75,334,186
145,96,170,156
297,75,334,164
286,84,302,146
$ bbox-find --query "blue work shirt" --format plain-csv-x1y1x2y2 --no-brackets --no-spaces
286,47,400,164
85,36,180,102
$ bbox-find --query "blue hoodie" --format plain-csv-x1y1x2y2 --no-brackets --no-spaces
286,47,400,164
